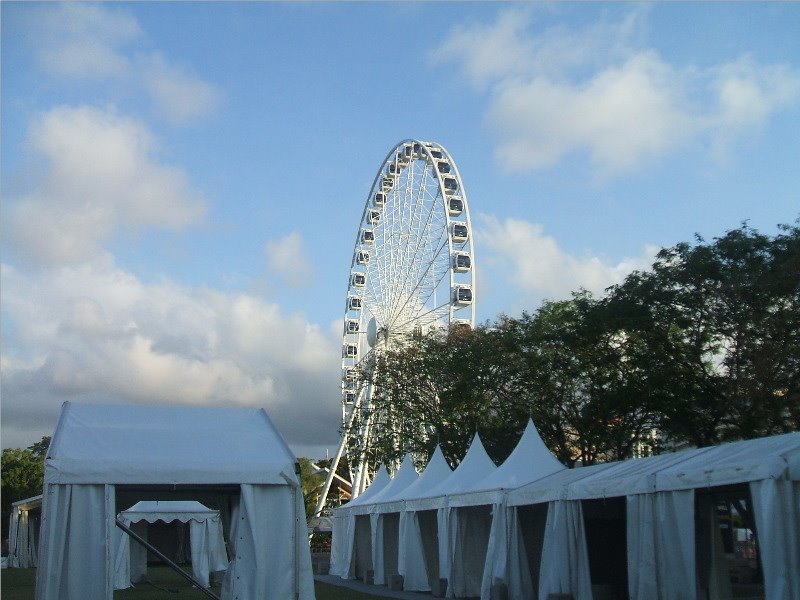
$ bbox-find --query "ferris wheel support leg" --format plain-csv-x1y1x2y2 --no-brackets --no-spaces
313,383,368,517
351,384,375,498
313,429,349,519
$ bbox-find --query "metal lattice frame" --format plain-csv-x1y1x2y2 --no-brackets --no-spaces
314,139,475,516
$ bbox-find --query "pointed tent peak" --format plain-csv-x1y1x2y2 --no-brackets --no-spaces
399,446,454,501
425,445,451,473
364,454,419,505
369,464,392,489
457,431,495,473
391,454,419,485
345,463,391,507
469,419,565,494
514,419,563,470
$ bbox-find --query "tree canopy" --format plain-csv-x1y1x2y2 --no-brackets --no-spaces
1,436,50,541
352,221,800,471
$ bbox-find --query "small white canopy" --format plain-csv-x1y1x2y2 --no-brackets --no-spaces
115,501,228,589
120,500,221,523
7,495,43,569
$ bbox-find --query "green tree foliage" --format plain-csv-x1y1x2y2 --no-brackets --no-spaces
353,221,799,470
1,436,50,540
298,457,326,518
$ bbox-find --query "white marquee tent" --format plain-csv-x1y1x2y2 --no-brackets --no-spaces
7,495,43,569
330,424,799,600
113,501,228,589
506,431,800,600
35,401,314,600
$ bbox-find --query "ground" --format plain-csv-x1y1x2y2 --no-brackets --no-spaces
0,567,389,600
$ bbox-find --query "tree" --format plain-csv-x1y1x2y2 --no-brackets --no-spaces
1,436,50,541
350,220,800,473
605,222,800,445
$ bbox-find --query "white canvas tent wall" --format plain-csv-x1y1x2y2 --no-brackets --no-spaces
394,447,452,592
7,495,43,568
396,434,497,598
359,455,419,585
35,401,314,600
113,501,228,589
330,464,391,579
446,420,566,600
506,431,800,600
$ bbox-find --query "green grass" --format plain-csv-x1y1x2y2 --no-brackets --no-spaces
1,567,392,600
1,568,36,600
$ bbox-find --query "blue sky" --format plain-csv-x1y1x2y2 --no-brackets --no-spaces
2,2,799,457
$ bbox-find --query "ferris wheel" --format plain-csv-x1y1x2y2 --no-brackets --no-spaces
314,139,475,515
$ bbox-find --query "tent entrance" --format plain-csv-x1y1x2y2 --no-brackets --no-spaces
582,497,627,600
517,503,548,595
354,515,372,581
417,509,440,589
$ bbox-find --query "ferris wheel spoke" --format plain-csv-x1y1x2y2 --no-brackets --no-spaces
385,234,450,329
387,166,444,321
390,300,453,333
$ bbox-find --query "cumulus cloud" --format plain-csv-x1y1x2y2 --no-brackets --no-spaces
36,3,142,79
141,53,222,123
31,3,221,123
433,9,800,176
477,215,658,302
5,105,207,267
265,231,314,289
0,258,343,454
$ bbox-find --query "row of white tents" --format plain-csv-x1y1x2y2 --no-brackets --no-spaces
31,401,315,600
330,420,800,600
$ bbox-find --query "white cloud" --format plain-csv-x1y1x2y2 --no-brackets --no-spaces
141,53,222,123
0,258,343,453
5,105,207,267
31,3,221,124
434,9,800,177
431,7,646,87
477,215,658,302
265,231,314,289
36,3,142,79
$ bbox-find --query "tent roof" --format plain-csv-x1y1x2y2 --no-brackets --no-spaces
350,455,418,513
45,401,298,485
508,431,800,506
11,495,43,511
120,500,219,524
342,464,391,510
405,433,497,511
399,446,453,501
449,420,565,507
373,446,453,513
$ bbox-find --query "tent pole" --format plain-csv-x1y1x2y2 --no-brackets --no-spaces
115,519,221,600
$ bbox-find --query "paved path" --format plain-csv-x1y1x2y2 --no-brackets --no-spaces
315,574,435,599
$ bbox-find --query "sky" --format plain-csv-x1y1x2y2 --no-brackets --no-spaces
2,2,799,458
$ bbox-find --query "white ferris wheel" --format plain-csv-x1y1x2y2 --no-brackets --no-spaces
315,139,475,514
